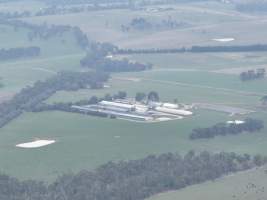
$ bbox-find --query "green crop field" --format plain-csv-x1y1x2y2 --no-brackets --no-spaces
1,110,267,181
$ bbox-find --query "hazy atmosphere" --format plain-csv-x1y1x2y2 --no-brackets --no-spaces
0,0,267,199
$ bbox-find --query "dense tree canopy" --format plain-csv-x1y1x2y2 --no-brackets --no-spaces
80,54,152,72
0,71,109,128
118,44,267,54
190,118,264,140
0,46,40,61
0,151,265,200
240,68,266,81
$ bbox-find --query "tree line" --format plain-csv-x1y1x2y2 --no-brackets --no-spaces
0,46,40,61
121,17,188,32
117,44,267,54
0,19,120,62
0,19,93,50
261,96,267,106
31,91,160,115
0,150,266,200
190,118,264,140
80,53,152,72
32,91,127,113
240,68,266,81
0,71,109,128
38,0,212,7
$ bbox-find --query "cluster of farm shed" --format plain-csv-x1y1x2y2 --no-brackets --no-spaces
72,99,193,122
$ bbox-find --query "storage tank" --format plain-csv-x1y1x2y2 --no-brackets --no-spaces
155,107,192,116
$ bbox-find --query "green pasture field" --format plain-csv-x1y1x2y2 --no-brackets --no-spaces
0,2,266,198
46,75,262,108
147,166,267,200
22,1,256,48
0,0,45,13
0,109,267,181
127,52,267,70
47,52,267,108
0,24,84,93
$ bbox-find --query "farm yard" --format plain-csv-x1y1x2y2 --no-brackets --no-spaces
0,0,267,199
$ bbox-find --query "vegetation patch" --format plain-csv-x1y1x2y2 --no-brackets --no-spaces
0,151,266,200
190,118,264,140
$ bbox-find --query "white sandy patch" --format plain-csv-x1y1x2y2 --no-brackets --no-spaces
212,38,235,42
103,84,111,88
227,120,245,125
16,140,56,148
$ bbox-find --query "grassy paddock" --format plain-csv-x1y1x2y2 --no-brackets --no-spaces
0,24,84,93
0,110,267,181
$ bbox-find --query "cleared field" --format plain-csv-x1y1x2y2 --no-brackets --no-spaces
148,166,267,200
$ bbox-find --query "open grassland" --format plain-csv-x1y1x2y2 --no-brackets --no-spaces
127,52,267,71
148,166,267,200
39,50,267,183
22,1,263,49
0,0,267,190
47,52,267,109
0,0,45,13
0,24,84,94
0,110,267,181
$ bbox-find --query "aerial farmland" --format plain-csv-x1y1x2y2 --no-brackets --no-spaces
0,0,267,199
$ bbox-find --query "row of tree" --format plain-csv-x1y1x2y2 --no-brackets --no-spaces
0,151,266,200
135,91,160,102
32,91,127,113
0,19,121,60
0,71,109,128
32,91,160,114
121,17,188,32
0,46,40,61
0,19,91,50
0,11,31,19
117,44,267,54
190,118,264,140
39,0,212,7
80,55,152,72
240,68,266,81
